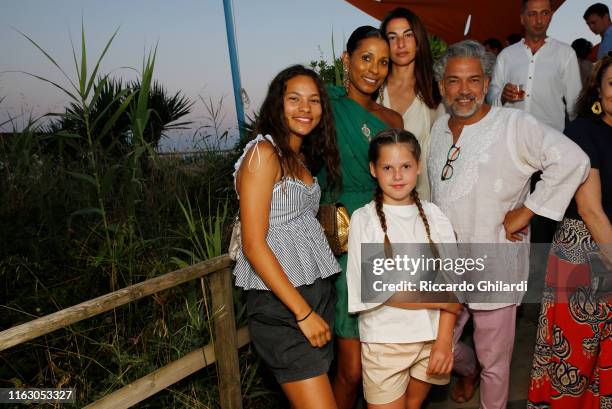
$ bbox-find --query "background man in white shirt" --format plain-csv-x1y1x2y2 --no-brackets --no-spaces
489,0,581,132
489,0,582,244
429,40,589,409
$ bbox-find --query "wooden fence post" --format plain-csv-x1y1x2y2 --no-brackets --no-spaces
209,268,243,409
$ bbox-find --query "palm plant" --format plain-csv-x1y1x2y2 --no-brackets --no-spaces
44,77,193,157
136,79,193,148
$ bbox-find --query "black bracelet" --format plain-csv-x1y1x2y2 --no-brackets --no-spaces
296,308,313,323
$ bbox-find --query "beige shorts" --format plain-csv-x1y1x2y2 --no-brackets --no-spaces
361,341,450,405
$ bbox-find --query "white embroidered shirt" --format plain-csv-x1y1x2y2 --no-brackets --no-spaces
428,107,590,310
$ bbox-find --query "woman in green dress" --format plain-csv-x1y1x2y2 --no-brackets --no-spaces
318,25,403,409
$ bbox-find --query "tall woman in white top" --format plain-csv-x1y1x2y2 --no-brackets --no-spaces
379,8,442,200
346,129,460,408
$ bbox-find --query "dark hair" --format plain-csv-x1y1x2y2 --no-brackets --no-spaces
584,3,609,19
483,38,503,53
346,25,385,56
575,55,612,118
571,38,593,60
380,8,439,108
521,0,552,13
506,33,522,45
368,128,439,259
345,26,388,102
254,65,341,191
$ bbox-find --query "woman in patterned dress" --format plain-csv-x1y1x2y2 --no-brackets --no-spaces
528,56,612,409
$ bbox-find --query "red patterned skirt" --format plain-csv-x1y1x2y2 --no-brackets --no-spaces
528,218,612,409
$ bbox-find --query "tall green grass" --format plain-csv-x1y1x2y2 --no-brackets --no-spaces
0,25,283,408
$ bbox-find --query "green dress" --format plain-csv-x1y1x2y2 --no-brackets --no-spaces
317,85,389,339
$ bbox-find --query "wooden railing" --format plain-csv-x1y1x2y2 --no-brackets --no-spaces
0,254,247,408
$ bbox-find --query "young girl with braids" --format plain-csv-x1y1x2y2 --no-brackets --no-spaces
345,128,461,409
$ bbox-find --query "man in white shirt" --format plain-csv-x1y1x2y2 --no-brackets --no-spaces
489,0,582,245
584,3,612,59
429,40,589,409
489,0,581,132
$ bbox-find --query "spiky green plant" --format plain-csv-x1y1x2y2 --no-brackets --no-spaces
172,196,230,266
15,24,135,288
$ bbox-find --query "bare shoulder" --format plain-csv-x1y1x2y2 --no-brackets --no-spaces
379,105,404,129
237,140,281,182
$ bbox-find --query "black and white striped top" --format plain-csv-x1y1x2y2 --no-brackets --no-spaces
232,134,340,290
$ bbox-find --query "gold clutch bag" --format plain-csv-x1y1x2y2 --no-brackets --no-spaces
317,203,350,256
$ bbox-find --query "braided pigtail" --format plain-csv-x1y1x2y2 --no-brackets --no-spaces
412,190,440,259
374,186,393,258
369,128,425,260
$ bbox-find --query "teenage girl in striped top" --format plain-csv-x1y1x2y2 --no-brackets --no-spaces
232,65,342,408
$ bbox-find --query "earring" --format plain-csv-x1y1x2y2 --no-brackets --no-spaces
378,85,384,104
592,101,602,115
343,64,350,93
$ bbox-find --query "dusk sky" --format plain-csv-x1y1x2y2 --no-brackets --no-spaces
0,0,608,150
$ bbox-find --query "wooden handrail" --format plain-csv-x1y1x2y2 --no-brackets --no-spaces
0,255,232,351
0,254,245,408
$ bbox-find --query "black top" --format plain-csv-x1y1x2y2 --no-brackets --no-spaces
564,117,612,221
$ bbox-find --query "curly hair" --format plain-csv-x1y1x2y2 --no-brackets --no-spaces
254,65,341,191
575,55,612,119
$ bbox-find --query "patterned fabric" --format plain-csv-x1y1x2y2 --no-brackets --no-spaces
528,218,612,408
232,134,340,290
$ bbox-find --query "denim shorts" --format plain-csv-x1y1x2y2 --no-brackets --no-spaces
246,277,335,384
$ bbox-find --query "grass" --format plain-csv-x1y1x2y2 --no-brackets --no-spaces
0,25,284,408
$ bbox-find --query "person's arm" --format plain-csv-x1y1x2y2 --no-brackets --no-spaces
598,29,612,59
503,206,535,242
384,298,462,314
576,169,612,267
505,115,590,241
427,310,457,375
563,49,582,121
488,51,506,106
238,141,331,347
